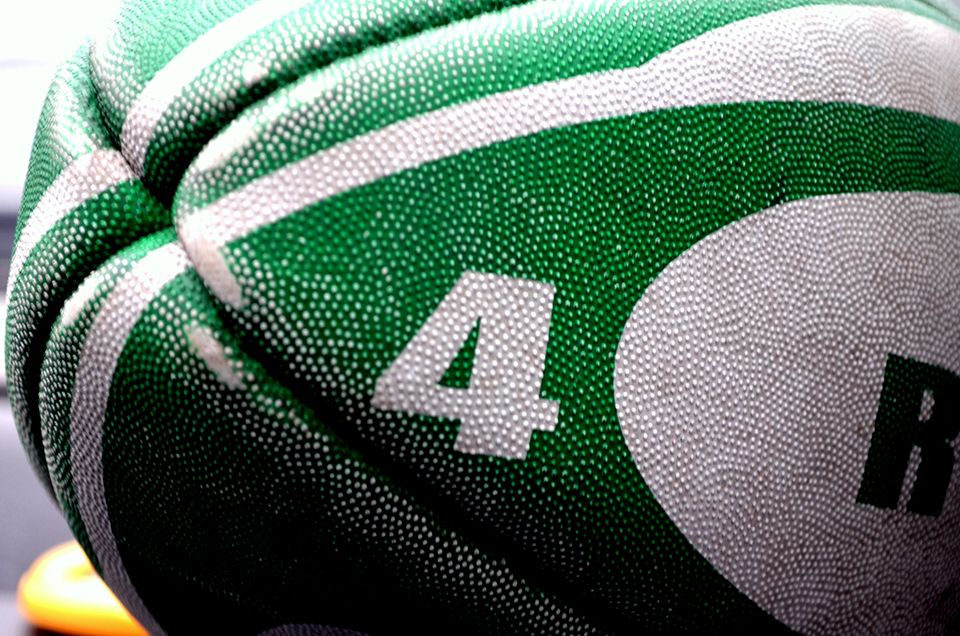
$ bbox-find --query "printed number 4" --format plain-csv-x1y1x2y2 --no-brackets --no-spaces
372,271,559,459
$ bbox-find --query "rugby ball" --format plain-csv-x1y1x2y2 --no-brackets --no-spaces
8,0,960,633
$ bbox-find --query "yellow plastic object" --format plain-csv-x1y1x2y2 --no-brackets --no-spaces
17,541,148,636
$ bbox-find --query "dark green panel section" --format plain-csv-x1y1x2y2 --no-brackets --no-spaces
100,267,600,634
39,229,179,576
439,321,479,389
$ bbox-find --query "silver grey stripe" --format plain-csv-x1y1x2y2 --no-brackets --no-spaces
8,150,134,295
69,242,189,636
180,4,960,254
120,0,313,176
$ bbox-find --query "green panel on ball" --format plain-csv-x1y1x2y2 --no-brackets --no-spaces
8,0,960,633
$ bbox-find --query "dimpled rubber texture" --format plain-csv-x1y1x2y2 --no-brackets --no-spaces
9,0,960,634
